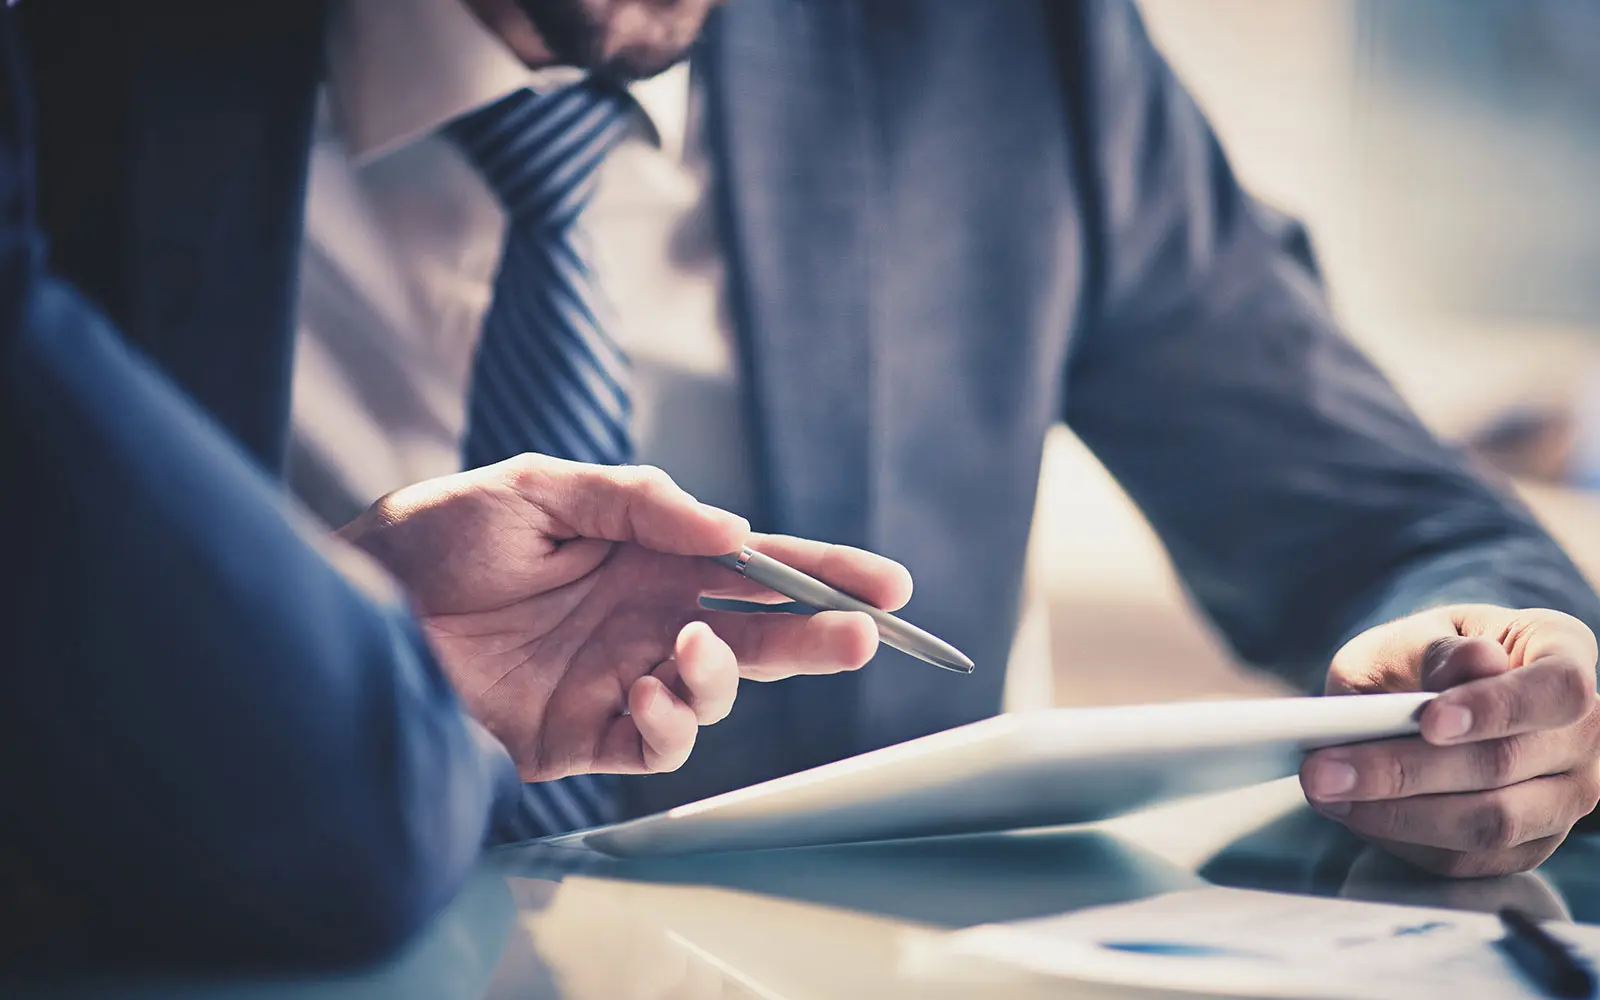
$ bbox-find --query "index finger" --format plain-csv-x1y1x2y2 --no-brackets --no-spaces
1425,654,1597,746
700,534,914,612
501,457,752,555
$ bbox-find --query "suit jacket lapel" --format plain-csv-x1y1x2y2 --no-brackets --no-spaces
702,1,878,769
701,1,875,547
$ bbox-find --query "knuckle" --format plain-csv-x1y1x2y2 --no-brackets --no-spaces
502,451,547,490
1420,636,1462,676
629,464,679,496
501,452,535,473
1368,749,1411,799
1553,663,1597,721
1388,752,1415,798
1501,613,1544,658
1479,737,1523,787
1532,608,1597,654
1467,794,1522,851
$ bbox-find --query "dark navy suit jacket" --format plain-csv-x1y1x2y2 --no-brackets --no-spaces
1,1,522,971
7,0,1600,966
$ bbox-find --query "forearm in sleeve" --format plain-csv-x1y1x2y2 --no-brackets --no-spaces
1,277,522,969
1057,0,1600,691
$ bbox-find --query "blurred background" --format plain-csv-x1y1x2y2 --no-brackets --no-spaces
1041,0,1600,706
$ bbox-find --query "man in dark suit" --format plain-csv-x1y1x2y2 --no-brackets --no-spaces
16,0,1600,902
0,0,909,968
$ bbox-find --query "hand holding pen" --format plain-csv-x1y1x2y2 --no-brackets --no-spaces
339,455,952,780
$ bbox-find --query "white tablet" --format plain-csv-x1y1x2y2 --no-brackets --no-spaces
547,692,1434,858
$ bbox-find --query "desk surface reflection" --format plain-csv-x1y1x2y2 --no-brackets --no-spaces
14,779,1600,999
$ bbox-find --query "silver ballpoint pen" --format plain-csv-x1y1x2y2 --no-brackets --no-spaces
711,547,976,674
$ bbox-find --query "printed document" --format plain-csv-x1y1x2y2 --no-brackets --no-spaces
906,886,1600,999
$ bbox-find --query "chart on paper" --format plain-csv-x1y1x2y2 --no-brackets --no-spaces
910,886,1600,1000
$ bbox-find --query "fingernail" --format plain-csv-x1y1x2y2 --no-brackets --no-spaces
1316,800,1351,818
1306,759,1357,799
1431,703,1473,742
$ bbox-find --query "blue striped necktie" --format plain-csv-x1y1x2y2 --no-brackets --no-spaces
448,83,636,836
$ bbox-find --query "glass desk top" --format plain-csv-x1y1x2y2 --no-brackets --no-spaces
12,779,1600,999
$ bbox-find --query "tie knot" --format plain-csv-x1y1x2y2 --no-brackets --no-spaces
448,83,634,227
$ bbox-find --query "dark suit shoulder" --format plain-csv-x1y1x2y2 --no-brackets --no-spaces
17,0,330,469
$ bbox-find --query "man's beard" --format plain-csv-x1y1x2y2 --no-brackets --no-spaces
515,0,706,82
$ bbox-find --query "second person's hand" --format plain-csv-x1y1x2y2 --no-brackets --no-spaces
337,454,914,782
1301,605,1600,877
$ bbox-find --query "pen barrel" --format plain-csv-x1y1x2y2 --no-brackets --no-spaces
739,551,881,614
1497,908,1596,1000
735,551,973,673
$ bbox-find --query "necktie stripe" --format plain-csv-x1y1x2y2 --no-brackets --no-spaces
500,110,628,220
502,351,629,461
448,89,537,147
500,234,632,400
467,88,592,181
473,96,618,219
455,88,571,164
511,98,621,182
490,281,629,427
448,82,638,837
537,120,635,220
515,784,567,836
515,265,632,411
540,234,633,361
483,347,623,463
470,352,592,461
492,256,630,435
538,778,599,832
567,773,615,817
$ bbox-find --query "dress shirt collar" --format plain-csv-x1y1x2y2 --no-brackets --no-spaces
328,0,689,165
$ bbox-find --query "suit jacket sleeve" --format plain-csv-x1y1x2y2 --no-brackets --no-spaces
1058,0,1600,690
0,13,520,970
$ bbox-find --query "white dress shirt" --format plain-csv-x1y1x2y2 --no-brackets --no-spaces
292,0,1052,711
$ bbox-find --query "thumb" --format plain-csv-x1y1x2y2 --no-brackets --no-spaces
1420,634,1511,692
1328,607,1507,694
501,455,750,555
